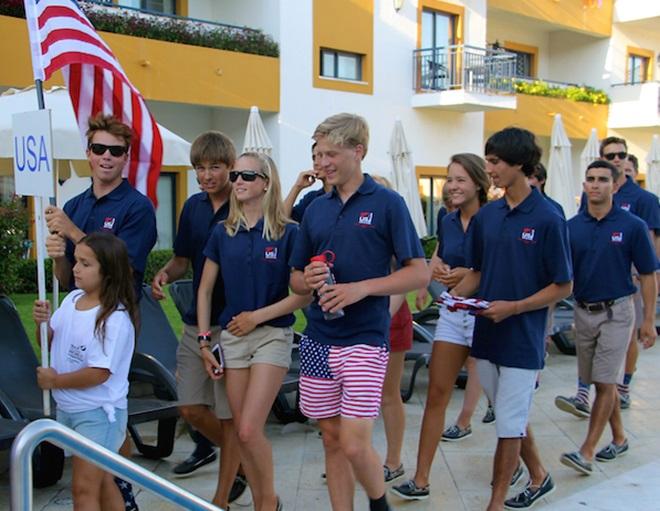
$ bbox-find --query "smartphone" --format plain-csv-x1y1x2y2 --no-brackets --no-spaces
211,344,224,374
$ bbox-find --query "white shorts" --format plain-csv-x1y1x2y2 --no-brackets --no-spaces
476,358,538,439
433,304,475,347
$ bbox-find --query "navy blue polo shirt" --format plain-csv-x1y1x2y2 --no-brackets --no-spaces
289,174,425,347
204,220,298,329
173,192,229,325
614,176,660,232
439,210,473,269
291,188,327,223
569,206,656,303
63,179,156,297
467,187,573,369
436,206,449,239
544,193,566,219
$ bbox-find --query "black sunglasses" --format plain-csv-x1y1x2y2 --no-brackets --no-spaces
88,143,128,157
229,170,268,182
603,151,627,161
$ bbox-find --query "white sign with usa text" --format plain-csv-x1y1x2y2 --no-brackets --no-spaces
13,109,55,197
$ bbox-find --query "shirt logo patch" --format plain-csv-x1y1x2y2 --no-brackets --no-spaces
103,217,116,230
67,344,86,365
264,246,278,260
611,232,623,243
358,211,374,226
620,203,631,212
520,227,536,242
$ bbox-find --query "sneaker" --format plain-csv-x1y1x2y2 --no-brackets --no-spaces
560,451,593,475
172,450,217,476
595,440,629,462
490,463,525,487
383,463,405,483
504,474,556,509
619,392,631,410
441,424,472,442
482,405,496,424
229,474,248,503
114,477,139,511
390,479,430,500
554,395,591,419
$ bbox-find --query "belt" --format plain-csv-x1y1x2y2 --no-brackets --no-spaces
576,295,629,313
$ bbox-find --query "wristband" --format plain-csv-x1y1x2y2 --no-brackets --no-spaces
198,330,211,337
197,334,212,343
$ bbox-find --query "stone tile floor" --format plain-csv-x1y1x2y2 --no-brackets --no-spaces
2,340,660,510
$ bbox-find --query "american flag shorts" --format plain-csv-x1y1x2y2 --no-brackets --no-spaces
298,335,389,419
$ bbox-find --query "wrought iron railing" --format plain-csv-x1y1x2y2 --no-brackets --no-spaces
413,45,517,94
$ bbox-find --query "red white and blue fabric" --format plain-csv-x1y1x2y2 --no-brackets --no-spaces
23,0,163,205
299,336,388,419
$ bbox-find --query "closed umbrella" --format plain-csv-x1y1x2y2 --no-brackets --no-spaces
645,134,660,197
0,86,192,177
579,127,600,191
242,106,272,155
389,120,427,237
546,114,577,218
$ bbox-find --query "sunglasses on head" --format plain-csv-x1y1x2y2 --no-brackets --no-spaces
229,170,267,182
604,151,627,161
89,143,128,157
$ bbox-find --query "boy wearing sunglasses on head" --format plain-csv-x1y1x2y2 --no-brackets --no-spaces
44,113,157,299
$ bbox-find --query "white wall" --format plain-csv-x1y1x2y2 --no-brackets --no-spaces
187,0,279,40
548,32,610,89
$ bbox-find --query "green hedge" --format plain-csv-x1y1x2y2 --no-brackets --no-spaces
513,79,610,105
0,198,29,294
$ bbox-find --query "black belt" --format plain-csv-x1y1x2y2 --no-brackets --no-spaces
577,296,629,313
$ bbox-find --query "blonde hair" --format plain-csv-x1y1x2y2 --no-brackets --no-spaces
371,174,393,189
313,113,369,157
224,152,291,240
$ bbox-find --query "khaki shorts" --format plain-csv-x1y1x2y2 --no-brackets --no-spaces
574,296,634,385
176,324,232,419
221,325,293,369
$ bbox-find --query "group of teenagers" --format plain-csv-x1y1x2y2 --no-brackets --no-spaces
30,109,657,511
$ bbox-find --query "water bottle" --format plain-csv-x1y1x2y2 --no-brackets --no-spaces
310,250,345,320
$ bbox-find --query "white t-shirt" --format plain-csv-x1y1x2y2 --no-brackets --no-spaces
49,290,135,414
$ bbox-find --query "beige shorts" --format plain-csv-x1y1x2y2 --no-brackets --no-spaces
176,324,232,419
220,325,293,369
574,296,634,385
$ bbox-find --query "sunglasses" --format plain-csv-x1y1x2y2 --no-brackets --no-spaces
603,151,627,161
89,143,128,157
229,170,268,182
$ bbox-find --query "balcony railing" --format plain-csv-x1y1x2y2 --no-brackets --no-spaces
413,45,517,94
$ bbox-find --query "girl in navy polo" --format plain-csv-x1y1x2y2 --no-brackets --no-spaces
197,152,310,511
393,153,492,500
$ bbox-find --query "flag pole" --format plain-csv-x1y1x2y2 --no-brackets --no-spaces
34,78,52,417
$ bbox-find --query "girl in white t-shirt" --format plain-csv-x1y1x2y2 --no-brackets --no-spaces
33,231,138,511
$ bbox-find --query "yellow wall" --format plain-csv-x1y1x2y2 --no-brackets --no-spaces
488,0,613,37
313,0,374,95
0,15,279,111
484,94,609,139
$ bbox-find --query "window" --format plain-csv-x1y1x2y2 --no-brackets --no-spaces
320,49,363,81
417,171,447,236
418,3,463,90
421,9,456,49
118,0,176,15
502,42,538,79
628,53,650,84
154,173,176,250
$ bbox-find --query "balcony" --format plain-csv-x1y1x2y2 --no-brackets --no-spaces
0,5,279,112
488,0,613,37
411,45,517,112
608,81,660,129
485,79,609,139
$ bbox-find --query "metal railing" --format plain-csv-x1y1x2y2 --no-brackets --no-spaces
413,45,517,94
11,419,222,511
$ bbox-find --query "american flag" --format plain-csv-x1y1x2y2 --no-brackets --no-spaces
23,0,163,205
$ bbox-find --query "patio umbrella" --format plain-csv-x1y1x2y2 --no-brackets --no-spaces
389,119,428,238
242,106,272,155
0,86,192,177
645,135,660,197
579,127,600,191
546,114,577,218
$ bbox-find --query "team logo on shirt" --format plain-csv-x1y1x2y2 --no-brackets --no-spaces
264,246,278,260
520,227,536,243
67,344,86,364
611,232,623,243
103,217,116,230
357,211,374,227
619,203,631,212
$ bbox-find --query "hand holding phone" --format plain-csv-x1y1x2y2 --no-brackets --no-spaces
211,344,225,375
